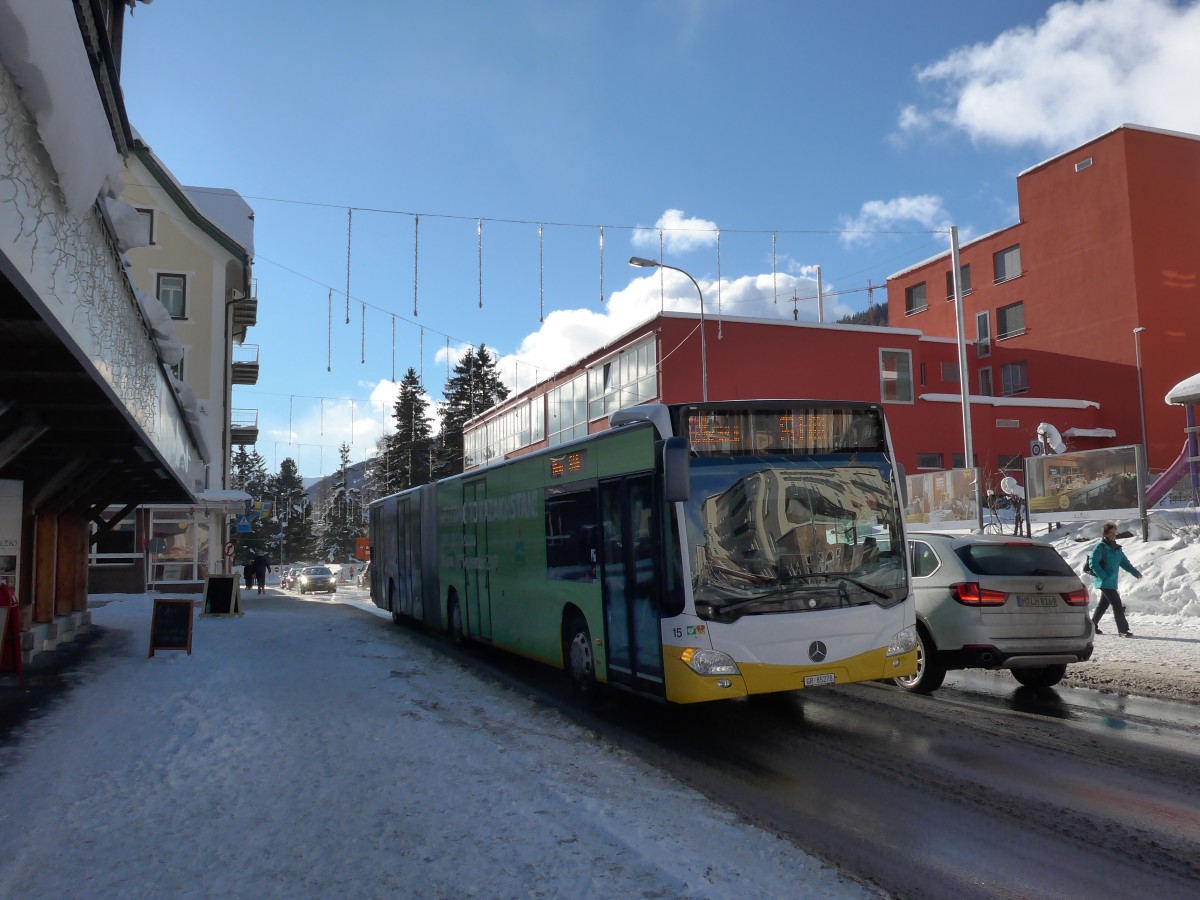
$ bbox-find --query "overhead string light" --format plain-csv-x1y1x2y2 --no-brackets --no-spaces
772,232,778,304
360,302,366,364
598,225,605,303
412,214,420,317
345,207,353,324
659,229,665,311
326,288,332,372
538,223,545,323
390,315,396,382
716,229,723,339
477,218,483,309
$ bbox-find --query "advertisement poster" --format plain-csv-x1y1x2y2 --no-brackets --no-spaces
1024,445,1142,523
0,480,22,596
904,468,979,529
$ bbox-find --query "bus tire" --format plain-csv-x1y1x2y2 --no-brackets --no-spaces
564,614,596,697
448,594,464,645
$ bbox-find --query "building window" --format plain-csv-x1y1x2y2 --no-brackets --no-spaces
137,208,155,245
978,367,993,396
916,453,944,470
587,337,657,420
879,349,913,403
157,273,186,319
547,373,588,446
1002,361,1028,396
940,362,959,383
993,244,1022,283
951,453,977,468
975,311,991,358
1074,157,1093,172
996,301,1025,339
904,282,927,315
999,454,1023,470
945,264,971,299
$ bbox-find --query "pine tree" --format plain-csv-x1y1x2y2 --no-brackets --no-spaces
383,367,434,493
315,443,365,562
434,344,509,478
230,446,272,564
268,458,317,564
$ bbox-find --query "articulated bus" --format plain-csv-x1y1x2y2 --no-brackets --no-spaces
369,400,917,703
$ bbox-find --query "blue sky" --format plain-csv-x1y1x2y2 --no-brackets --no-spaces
118,0,1200,479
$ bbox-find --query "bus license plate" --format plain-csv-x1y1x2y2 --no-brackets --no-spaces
1015,595,1058,607
804,673,836,687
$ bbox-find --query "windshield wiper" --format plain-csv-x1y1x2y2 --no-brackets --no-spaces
778,571,891,600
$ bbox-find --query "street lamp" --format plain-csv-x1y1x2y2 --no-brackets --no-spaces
628,257,707,401
1134,326,1148,540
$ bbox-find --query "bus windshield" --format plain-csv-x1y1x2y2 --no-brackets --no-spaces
682,455,907,621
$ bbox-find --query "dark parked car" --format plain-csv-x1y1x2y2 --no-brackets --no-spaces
297,565,337,595
897,532,1093,693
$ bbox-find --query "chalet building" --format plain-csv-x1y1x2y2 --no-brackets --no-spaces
887,124,1200,476
87,141,258,593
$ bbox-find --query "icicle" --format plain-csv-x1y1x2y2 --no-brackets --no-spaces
345,208,353,324
326,288,333,372
478,218,484,309
539,223,545,323
413,214,420,317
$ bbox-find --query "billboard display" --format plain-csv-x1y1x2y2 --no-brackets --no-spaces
904,468,979,529
1024,445,1142,523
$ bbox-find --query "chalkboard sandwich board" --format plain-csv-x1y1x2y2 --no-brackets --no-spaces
149,598,194,657
201,574,243,617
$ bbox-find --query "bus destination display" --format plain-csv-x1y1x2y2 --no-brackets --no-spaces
686,407,884,455
549,449,587,479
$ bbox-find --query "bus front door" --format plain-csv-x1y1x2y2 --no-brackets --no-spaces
600,475,665,697
463,479,492,641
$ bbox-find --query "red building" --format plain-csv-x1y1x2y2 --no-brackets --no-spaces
887,124,1200,475
466,125,1198,494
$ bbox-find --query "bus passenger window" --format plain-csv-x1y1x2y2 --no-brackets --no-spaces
545,489,599,582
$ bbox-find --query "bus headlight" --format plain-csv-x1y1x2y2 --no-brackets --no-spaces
680,647,741,676
887,626,917,656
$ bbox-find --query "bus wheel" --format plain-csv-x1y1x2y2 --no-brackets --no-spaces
565,614,596,696
448,596,464,645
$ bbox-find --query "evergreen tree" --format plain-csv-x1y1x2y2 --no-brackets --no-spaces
315,443,365,562
383,367,434,493
434,344,509,478
229,445,272,565
267,458,317,564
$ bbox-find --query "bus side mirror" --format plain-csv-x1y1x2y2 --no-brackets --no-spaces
662,437,690,503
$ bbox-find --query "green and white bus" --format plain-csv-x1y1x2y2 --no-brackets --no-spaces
369,400,917,703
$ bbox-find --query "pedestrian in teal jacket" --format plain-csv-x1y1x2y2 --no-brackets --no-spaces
1089,521,1142,637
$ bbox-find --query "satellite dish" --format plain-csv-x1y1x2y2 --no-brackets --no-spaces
1036,422,1067,454
1000,476,1025,499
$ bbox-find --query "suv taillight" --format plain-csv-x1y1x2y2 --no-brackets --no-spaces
949,582,1008,606
1063,588,1089,606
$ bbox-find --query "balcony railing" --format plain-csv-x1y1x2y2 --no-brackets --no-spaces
231,343,260,385
230,408,259,446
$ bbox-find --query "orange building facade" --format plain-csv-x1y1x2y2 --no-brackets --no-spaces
887,125,1200,474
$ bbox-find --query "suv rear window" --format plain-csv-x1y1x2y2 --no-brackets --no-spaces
953,543,1074,577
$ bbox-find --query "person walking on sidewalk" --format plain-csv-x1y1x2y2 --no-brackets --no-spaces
1089,521,1142,637
253,553,270,595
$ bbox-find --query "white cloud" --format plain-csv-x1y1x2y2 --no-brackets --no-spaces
897,0,1200,149
839,194,953,247
631,208,719,254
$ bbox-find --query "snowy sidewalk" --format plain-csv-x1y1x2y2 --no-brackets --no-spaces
0,592,874,899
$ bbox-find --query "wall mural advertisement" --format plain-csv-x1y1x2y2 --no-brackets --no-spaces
904,468,979,529
1024,445,1142,523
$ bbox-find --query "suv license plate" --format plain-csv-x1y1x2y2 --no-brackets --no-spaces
1015,594,1058,607
804,673,836,687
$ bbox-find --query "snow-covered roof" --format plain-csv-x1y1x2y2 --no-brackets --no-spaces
918,393,1100,410
184,186,255,257
1166,372,1200,406
1063,427,1118,439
